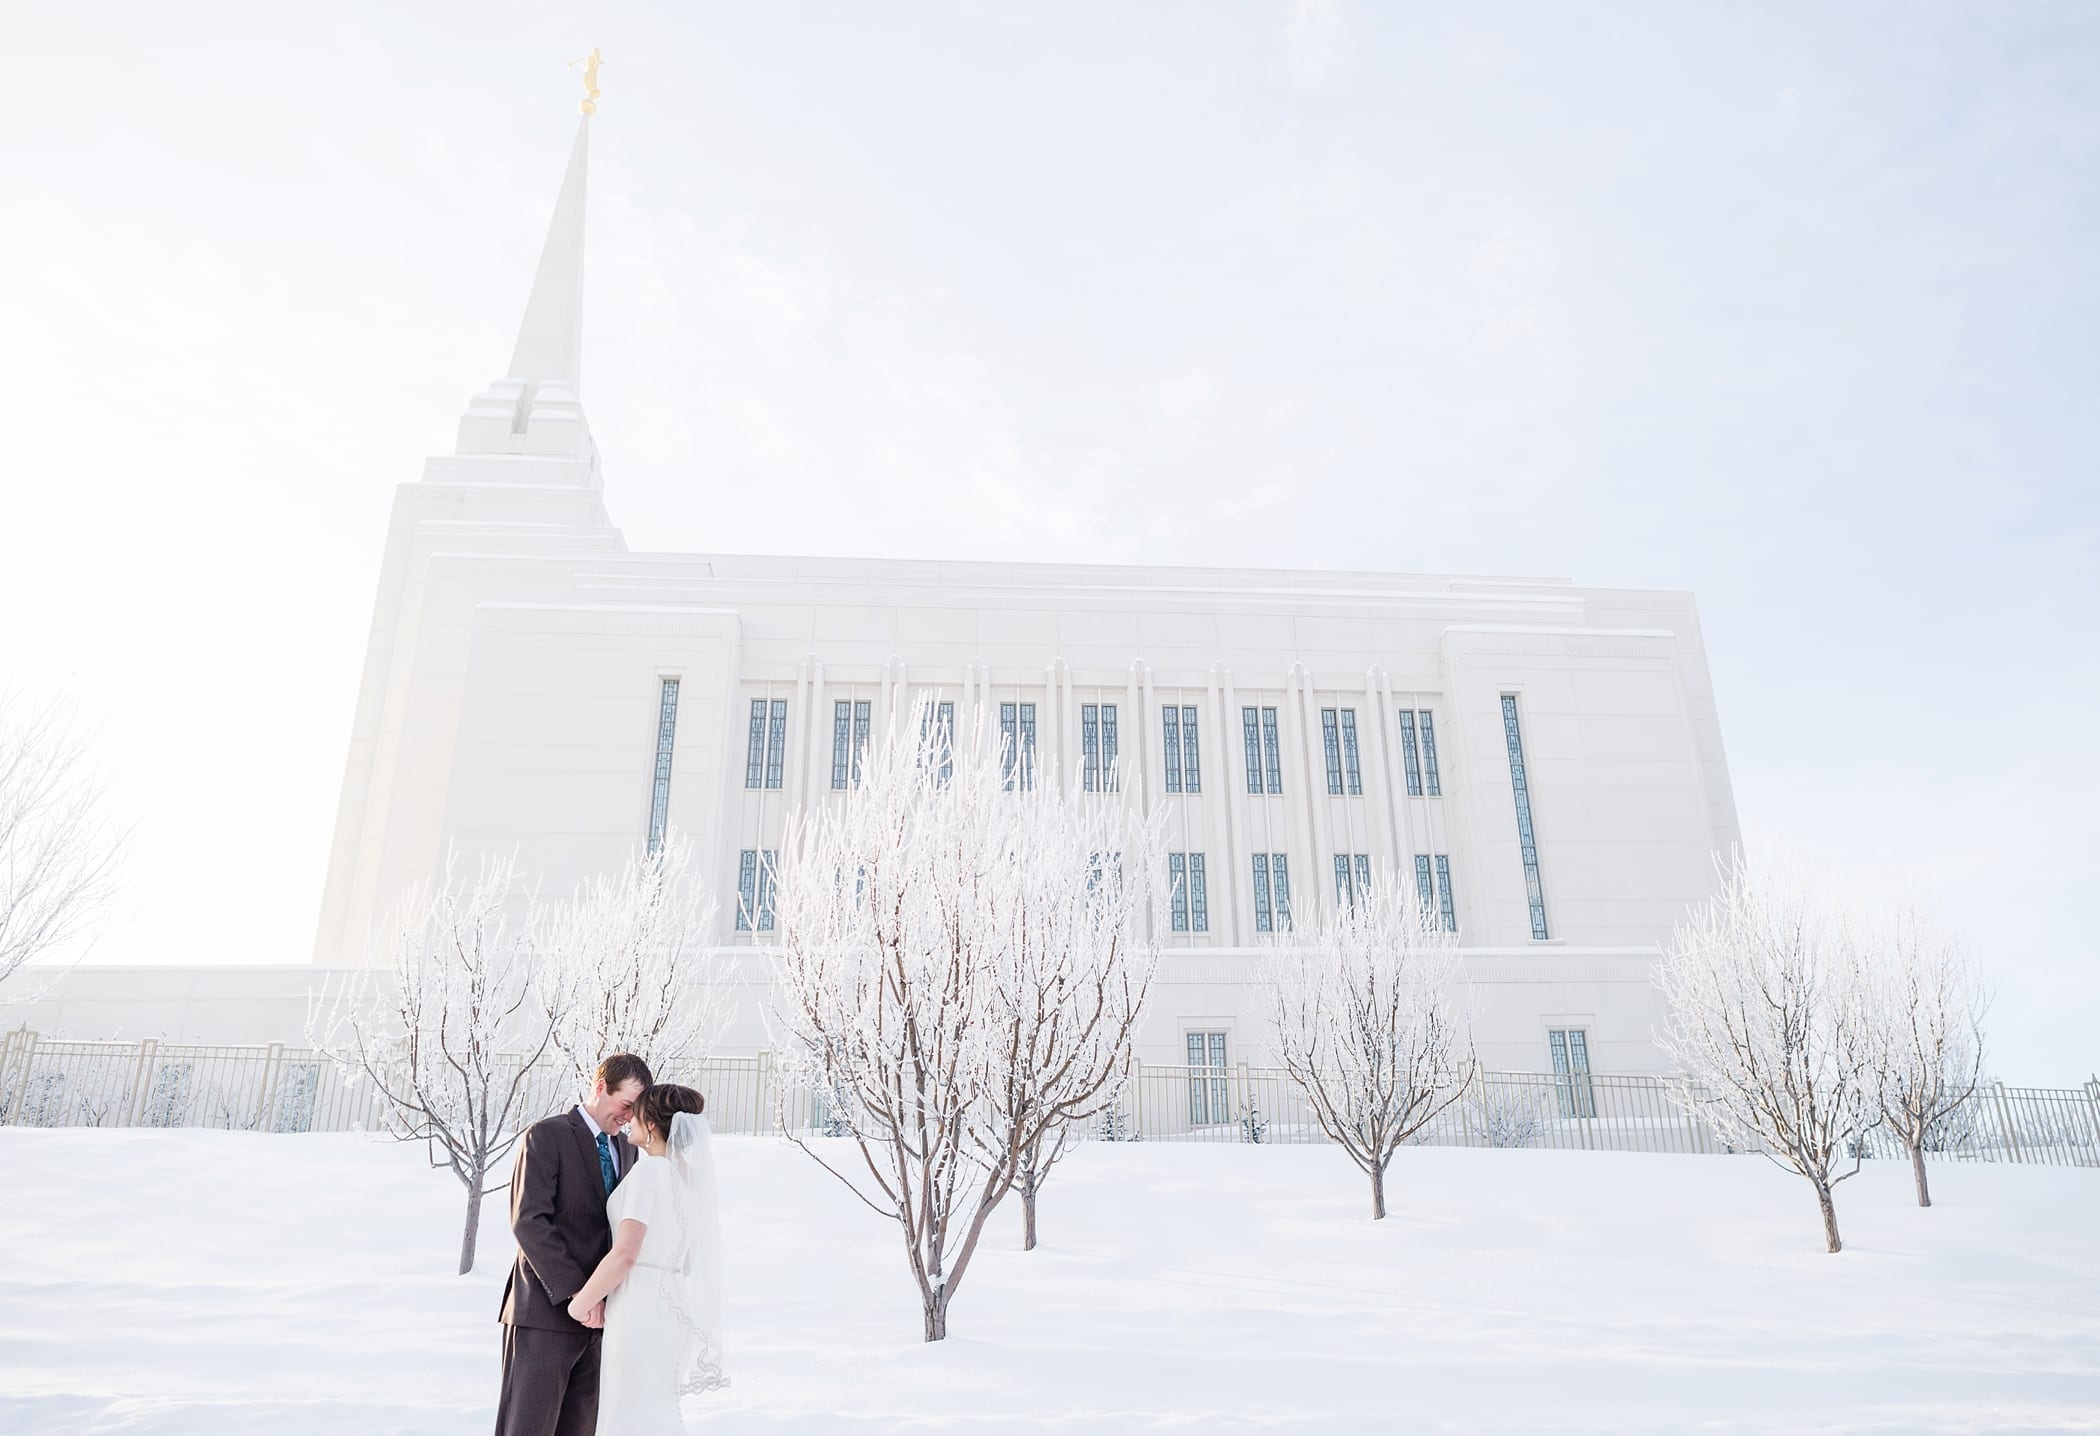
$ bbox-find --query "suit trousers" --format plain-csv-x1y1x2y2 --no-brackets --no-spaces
496,1322,601,1436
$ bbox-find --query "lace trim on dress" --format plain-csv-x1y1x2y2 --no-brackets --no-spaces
659,1178,730,1395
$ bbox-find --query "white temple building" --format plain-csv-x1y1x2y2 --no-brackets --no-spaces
34,117,1741,1074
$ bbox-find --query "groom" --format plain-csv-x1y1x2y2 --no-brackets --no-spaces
495,1052,653,1436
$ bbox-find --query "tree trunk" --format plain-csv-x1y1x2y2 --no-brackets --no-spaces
1369,1159,1387,1221
459,1168,485,1275
922,1291,948,1342
1023,1181,1038,1252
1909,1137,1932,1208
1814,1179,1841,1254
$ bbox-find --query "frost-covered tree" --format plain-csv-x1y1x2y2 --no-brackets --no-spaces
1863,904,1988,1208
538,826,733,1088
1657,856,1878,1253
769,699,1162,1336
311,848,561,1274
982,787,1166,1252
0,686,131,990
1260,878,1477,1220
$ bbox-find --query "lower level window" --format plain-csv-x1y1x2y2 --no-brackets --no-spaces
1167,852,1209,933
1251,853,1292,932
1548,1028,1595,1119
735,849,777,932
1186,1031,1230,1125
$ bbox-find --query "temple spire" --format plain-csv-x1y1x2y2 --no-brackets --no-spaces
507,115,590,394
454,113,596,464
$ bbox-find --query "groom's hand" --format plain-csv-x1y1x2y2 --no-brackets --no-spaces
569,1297,605,1330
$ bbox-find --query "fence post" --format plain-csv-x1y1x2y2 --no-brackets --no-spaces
753,1049,771,1136
256,1043,285,1133
1990,1081,2024,1165
1127,1051,1144,1137
0,1029,35,1126
125,1038,159,1128
2082,1079,2100,1165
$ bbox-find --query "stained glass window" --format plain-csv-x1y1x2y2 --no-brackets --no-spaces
1000,701,1037,791
646,678,679,856
1163,706,1183,794
733,849,776,932
746,698,787,791
1502,695,1548,939
1398,710,1423,796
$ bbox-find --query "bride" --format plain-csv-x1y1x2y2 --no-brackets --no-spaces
567,1082,728,1429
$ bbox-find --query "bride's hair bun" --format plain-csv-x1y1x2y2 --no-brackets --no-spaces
635,1081,706,1136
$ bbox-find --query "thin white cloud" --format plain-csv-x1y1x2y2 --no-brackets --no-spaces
1284,0,1352,92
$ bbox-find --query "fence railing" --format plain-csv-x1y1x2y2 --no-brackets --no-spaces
4,1029,2095,1169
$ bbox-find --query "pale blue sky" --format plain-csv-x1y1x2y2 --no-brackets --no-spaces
4,4,2094,1078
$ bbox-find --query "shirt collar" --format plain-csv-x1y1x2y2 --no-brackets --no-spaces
575,1102,606,1140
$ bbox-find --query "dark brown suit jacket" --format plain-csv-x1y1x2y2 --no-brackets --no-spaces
499,1108,637,1332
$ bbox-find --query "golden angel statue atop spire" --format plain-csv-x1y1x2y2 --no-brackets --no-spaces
572,47,604,116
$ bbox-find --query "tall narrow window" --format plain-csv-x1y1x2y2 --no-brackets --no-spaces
1501,694,1549,939
1162,705,1201,795
1178,706,1200,793
735,849,777,932
1322,708,1344,794
1398,710,1423,796
1549,1028,1596,1119
1242,707,1263,794
1251,854,1274,933
1262,707,1283,794
1419,710,1441,797
745,699,768,789
919,700,955,784
1434,854,1456,932
745,698,787,790
1163,707,1183,794
1082,703,1119,792
1272,854,1292,930
1167,852,1209,933
1340,709,1362,795
1319,708,1364,795
1186,1031,1230,1126
832,699,873,790
1413,853,1435,913
1334,852,1374,908
1000,702,1037,791
646,678,679,856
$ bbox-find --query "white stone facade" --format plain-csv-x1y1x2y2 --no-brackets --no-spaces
295,117,1740,1075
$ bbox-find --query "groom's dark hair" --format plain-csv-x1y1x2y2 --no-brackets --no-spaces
594,1053,654,1093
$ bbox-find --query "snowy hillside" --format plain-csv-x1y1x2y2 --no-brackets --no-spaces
2,1129,2095,1433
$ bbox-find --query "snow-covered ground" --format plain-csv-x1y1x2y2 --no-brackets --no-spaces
3,1129,2096,1434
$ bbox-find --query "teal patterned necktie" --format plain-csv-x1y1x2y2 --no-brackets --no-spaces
595,1132,617,1195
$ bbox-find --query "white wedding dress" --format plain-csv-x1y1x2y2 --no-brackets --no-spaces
598,1112,728,1433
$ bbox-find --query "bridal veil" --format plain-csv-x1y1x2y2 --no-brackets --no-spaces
662,1110,729,1394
